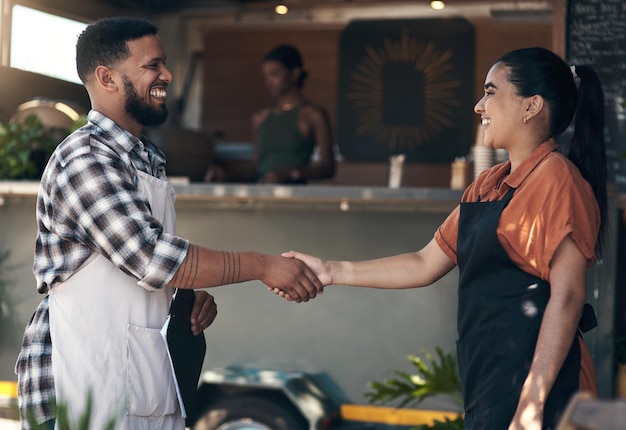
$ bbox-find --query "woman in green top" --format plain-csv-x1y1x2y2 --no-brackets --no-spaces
252,45,335,184
205,45,335,184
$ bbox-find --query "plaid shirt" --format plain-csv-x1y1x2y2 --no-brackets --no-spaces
15,110,189,427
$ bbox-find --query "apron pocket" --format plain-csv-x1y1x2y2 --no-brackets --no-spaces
127,324,178,417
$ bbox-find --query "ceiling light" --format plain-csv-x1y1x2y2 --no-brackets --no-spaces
275,4,288,15
430,1,446,10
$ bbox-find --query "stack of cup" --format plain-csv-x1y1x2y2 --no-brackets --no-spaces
473,145,494,180
472,127,494,180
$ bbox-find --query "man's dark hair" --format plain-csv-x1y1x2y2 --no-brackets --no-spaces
76,16,158,84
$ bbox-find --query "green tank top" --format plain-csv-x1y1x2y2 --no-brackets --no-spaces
256,107,315,176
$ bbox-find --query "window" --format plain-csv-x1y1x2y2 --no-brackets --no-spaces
10,5,88,84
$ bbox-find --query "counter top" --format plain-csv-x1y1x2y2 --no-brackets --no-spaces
0,181,40,196
0,181,463,212
172,183,464,212
4,181,626,212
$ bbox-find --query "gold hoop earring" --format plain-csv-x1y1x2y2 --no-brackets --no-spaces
523,116,529,124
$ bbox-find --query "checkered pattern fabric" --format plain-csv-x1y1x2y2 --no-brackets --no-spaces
15,110,188,427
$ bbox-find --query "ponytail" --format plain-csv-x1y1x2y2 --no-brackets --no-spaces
567,65,608,258
493,48,608,257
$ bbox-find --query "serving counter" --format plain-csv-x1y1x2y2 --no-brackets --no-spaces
0,182,620,402
171,183,463,212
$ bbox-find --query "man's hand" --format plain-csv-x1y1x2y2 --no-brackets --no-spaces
261,254,323,303
269,251,333,301
190,291,217,335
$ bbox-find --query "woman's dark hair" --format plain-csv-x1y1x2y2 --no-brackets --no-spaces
76,16,158,84
497,47,608,257
263,44,309,88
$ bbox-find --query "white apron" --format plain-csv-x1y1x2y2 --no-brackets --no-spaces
48,168,185,430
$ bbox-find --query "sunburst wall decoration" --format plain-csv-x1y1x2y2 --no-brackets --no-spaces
337,18,475,162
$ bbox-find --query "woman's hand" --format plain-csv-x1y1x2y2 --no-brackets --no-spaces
257,169,293,184
282,250,333,285
257,171,280,183
508,398,543,430
204,164,225,182
271,251,333,301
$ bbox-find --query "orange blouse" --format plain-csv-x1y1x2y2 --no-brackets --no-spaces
435,139,600,281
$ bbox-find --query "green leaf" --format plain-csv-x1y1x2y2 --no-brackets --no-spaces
364,347,464,419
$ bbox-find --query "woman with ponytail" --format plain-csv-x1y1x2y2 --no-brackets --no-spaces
277,47,607,430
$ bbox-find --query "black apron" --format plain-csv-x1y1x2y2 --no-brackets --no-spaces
456,187,581,429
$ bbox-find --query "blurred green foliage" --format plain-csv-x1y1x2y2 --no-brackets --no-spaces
26,392,118,430
365,347,464,430
0,115,63,179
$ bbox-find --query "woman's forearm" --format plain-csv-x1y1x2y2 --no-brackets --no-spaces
511,236,588,428
520,294,584,405
330,238,455,289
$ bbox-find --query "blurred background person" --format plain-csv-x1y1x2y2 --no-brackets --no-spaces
205,44,335,184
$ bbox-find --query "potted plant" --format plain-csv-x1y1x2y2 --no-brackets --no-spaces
0,114,63,180
365,347,464,429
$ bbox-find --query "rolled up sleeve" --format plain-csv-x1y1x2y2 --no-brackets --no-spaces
49,149,190,291
138,233,189,290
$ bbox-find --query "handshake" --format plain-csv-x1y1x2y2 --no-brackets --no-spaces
264,250,333,303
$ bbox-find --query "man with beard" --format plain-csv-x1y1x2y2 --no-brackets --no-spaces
15,16,323,430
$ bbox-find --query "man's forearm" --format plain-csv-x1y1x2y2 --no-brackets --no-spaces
169,243,324,303
169,244,264,289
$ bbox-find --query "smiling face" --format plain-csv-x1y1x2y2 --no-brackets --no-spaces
122,73,168,126
115,35,172,128
474,62,527,150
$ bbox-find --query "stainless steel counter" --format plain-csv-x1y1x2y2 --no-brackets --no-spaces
0,181,464,213
5,181,626,213
172,183,464,212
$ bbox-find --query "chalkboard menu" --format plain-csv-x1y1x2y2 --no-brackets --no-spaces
567,0,626,190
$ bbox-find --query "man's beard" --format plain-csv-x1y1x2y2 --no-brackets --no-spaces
123,76,168,127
